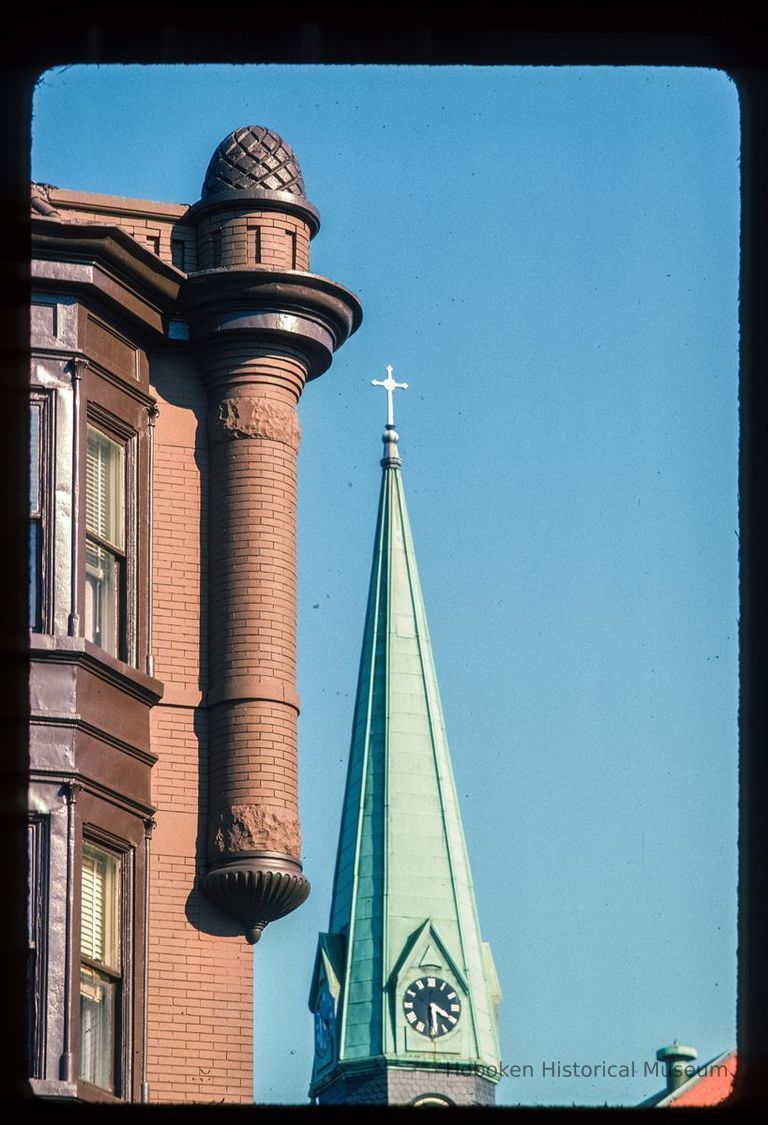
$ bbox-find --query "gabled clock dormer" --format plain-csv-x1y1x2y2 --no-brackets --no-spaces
389,920,471,1058
308,933,345,1088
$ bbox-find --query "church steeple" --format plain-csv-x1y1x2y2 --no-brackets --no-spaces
308,371,501,1106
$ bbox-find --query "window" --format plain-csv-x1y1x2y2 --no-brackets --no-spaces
210,228,222,267
29,390,52,632
30,401,43,630
85,425,126,659
285,228,297,268
27,816,48,1078
79,843,121,1093
171,237,186,270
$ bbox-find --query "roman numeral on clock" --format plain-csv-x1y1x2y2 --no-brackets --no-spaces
402,976,461,1038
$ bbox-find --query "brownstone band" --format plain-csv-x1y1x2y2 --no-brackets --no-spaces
207,674,300,711
211,396,301,450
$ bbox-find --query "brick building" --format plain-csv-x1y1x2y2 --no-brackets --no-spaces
27,126,362,1103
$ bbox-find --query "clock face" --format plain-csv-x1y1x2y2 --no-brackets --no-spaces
402,976,461,1038
314,988,336,1055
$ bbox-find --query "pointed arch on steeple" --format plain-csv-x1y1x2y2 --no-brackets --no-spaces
387,918,469,995
309,932,346,1012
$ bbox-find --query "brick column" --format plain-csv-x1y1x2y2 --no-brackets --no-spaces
181,129,362,942
203,346,308,941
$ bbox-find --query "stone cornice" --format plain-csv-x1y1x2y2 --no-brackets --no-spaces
29,634,164,708
31,216,183,337
180,267,363,380
28,768,156,820
30,346,158,410
185,186,321,236
43,183,189,223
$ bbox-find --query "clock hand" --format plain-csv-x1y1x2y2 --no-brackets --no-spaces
433,1005,451,1019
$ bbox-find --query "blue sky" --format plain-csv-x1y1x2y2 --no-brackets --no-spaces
32,64,740,1106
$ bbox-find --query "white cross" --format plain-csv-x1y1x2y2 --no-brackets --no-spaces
371,365,408,427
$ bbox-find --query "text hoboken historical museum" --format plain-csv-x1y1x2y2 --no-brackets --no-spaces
443,1060,729,1081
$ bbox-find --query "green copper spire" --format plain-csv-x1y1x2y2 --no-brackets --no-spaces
309,371,501,1106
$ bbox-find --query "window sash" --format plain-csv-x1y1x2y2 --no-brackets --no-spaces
30,520,42,631
84,423,127,658
79,965,117,1093
84,540,121,657
79,842,122,1094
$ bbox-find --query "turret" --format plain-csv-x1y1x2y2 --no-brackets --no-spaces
183,126,362,942
656,1042,699,1095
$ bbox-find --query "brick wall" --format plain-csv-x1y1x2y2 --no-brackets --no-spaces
43,186,310,275
146,351,254,1104
196,209,310,271
42,186,198,271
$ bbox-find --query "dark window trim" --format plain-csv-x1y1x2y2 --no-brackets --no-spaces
81,954,122,982
27,814,50,1079
30,389,55,633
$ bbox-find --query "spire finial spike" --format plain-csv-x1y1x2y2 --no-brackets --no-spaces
371,364,408,428
371,364,408,467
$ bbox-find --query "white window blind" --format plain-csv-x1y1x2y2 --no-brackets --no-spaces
80,844,118,968
85,426,124,550
85,427,125,657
